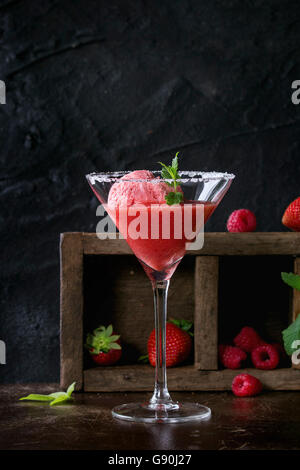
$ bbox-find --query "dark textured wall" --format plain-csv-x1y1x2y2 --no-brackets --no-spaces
1,0,300,383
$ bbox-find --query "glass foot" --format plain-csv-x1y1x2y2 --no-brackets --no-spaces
112,401,211,424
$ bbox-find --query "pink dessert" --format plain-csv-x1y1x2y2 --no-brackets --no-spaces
106,170,216,279
108,170,176,206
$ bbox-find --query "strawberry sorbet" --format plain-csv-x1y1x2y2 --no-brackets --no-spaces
108,170,176,207
105,170,216,278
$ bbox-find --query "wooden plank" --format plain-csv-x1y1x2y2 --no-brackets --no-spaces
83,232,132,255
292,257,300,370
192,232,300,255
60,233,83,390
84,365,300,391
293,257,300,318
81,232,300,256
194,256,218,369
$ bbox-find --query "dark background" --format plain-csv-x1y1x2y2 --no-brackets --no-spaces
0,0,300,383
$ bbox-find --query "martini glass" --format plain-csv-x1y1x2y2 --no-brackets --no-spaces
86,170,235,423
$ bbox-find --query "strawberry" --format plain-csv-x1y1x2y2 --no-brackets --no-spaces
147,318,192,367
282,197,300,231
85,325,122,366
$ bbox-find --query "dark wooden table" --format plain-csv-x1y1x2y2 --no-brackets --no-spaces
1,384,300,450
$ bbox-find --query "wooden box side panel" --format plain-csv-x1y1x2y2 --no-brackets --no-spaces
194,256,219,370
60,233,84,390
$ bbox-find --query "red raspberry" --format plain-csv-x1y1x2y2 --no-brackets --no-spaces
234,326,264,353
219,345,247,369
232,373,262,397
227,209,256,232
251,344,279,370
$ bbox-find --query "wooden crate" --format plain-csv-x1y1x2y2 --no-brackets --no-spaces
60,232,300,392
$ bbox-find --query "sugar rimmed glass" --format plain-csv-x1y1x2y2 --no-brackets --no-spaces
86,170,235,423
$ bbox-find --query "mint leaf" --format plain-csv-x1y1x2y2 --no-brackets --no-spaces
171,152,179,172
50,395,70,407
66,382,76,397
49,392,68,399
158,152,183,204
165,192,176,205
165,191,183,205
281,272,300,290
173,192,183,204
282,315,300,355
19,382,76,406
19,394,54,402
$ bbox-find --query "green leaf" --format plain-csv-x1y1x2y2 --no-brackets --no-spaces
138,354,149,364
281,272,300,291
158,161,170,172
106,324,113,337
173,192,183,204
158,164,172,183
50,395,71,407
158,152,183,202
169,318,194,336
86,324,121,355
165,192,176,205
93,326,105,336
165,191,183,205
19,382,76,406
19,394,54,402
282,315,300,355
168,167,176,180
67,382,76,397
171,152,179,171
49,392,68,399
109,335,120,342
110,342,121,350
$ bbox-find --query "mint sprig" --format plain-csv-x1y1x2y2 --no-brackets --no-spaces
19,382,76,406
281,272,300,290
281,272,300,355
158,152,183,205
282,315,300,356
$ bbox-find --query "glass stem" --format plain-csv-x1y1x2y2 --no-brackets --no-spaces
150,279,173,407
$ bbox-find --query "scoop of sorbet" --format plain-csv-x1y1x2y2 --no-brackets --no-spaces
108,170,176,206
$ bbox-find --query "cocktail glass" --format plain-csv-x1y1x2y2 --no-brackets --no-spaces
86,170,235,423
